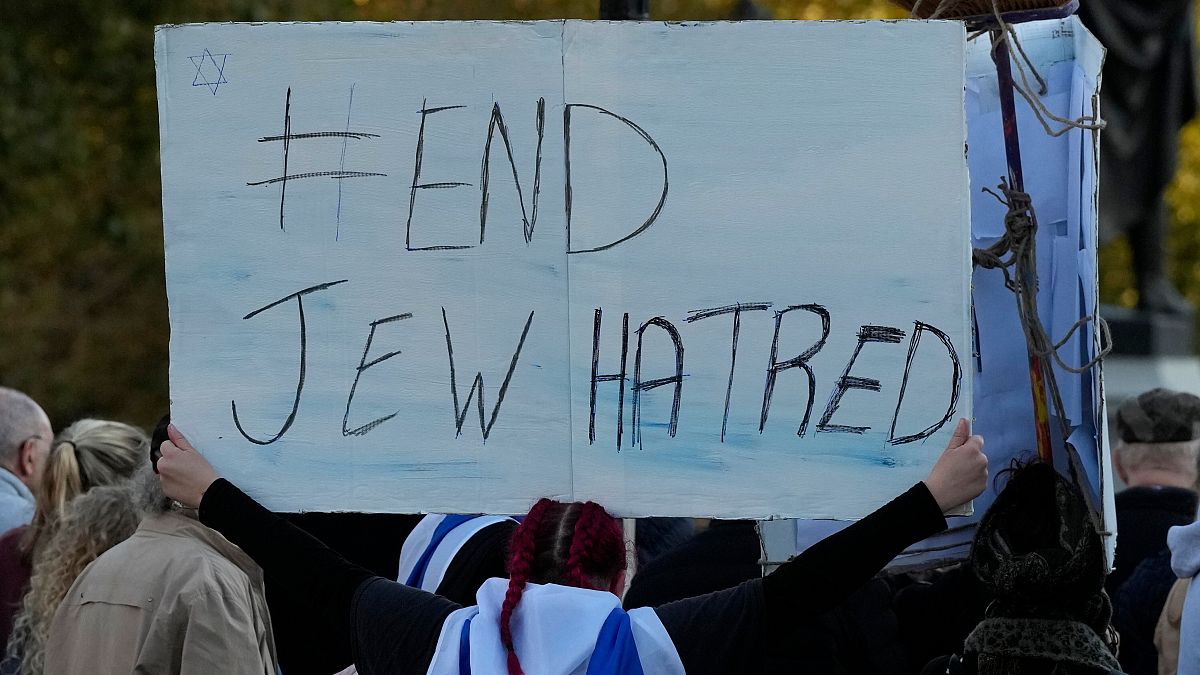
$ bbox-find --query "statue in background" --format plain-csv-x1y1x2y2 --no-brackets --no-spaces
1079,0,1199,315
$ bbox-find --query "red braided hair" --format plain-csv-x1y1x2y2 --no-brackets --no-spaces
499,499,626,675
565,502,625,589
499,498,554,675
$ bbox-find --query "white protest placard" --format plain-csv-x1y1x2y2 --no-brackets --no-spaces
155,20,970,518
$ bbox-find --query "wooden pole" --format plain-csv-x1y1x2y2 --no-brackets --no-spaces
990,31,1054,464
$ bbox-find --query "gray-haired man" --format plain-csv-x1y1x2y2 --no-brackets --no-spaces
1110,388,1200,592
1109,388,1200,675
0,387,52,534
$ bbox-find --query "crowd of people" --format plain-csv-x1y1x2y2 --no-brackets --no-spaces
0,384,1197,674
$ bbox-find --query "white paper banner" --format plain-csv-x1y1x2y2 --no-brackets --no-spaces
156,20,971,518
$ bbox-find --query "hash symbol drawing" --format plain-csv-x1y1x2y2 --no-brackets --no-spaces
189,49,230,95
247,87,386,231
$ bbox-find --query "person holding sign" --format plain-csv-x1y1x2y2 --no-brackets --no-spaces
157,420,986,675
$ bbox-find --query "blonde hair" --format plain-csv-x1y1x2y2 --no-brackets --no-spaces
21,419,147,560
6,484,141,673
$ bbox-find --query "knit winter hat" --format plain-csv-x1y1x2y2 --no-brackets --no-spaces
971,462,1107,623
967,463,1119,674
1116,388,1200,444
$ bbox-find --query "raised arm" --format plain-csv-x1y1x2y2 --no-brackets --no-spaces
157,426,458,674
764,418,987,619
158,425,375,667
654,419,987,674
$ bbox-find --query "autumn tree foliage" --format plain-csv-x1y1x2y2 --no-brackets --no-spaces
1,0,1194,428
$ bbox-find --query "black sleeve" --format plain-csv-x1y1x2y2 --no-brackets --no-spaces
652,579,766,675
199,479,463,675
762,482,947,624
199,478,376,659
350,577,461,675
653,482,947,674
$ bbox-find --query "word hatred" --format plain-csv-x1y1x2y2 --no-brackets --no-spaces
231,281,962,450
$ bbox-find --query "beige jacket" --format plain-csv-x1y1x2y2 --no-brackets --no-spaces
44,511,278,675
1156,577,1190,675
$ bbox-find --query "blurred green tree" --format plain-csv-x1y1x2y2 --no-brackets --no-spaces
0,0,1192,431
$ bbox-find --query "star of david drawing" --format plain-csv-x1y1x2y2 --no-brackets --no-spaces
189,48,230,95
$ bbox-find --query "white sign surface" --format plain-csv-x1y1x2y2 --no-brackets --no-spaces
156,20,971,518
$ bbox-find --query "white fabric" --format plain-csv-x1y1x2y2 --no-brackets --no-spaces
426,579,684,675
627,607,685,675
398,515,516,593
398,515,447,583
423,516,515,592
427,605,479,675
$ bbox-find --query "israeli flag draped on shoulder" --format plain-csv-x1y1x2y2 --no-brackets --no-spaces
427,579,685,675
399,514,517,591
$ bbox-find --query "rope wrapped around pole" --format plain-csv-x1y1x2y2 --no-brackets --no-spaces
973,179,1112,445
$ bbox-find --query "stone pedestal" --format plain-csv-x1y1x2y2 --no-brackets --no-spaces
1103,355,1200,408
1102,304,1194,356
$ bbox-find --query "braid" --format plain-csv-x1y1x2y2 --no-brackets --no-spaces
565,502,599,588
566,502,625,590
497,499,626,674
500,498,553,675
